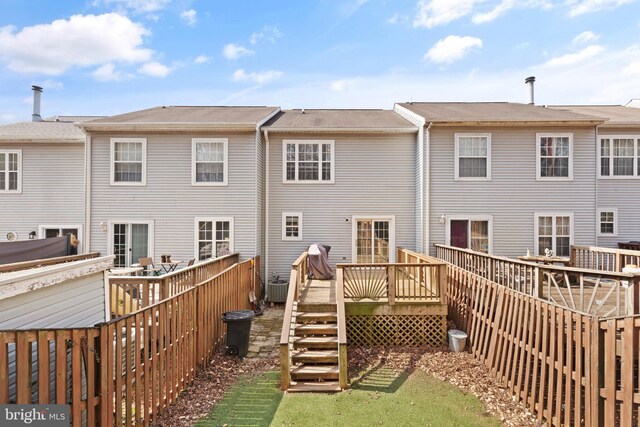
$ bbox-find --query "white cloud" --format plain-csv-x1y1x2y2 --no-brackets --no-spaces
623,60,640,75
542,45,605,67
566,0,634,17
92,63,126,81
0,13,153,75
339,0,371,18
194,55,210,64
223,43,254,59
232,69,283,85
249,26,283,45
573,30,600,44
472,0,552,24
41,79,64,90
413,0,478,28
425,35,483,64
93,0,171,13
137,61,172,77
180,9,197,26
330,79,356,91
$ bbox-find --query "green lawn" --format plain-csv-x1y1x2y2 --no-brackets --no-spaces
198,368,501,427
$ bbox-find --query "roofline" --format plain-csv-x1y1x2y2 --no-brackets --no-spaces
425,120,605,127
0,137,85,143
77,123,259,132
263,127,418,134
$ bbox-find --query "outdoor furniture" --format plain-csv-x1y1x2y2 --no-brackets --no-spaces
109,266,144,276
136,257,162,276
158,260,182,273
186,258,195,267
618,242,640,250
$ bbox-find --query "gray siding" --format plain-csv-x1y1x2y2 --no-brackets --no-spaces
596,127,640,248
428,126,597,257
0,143,85,247
89,133,258,263
267,133,416,278
0,272,106,328
256,129,265,276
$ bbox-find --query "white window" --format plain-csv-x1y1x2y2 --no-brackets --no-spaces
597,208,618,236
283,140,334,183
195,217,234,261
282,212,303,241
110,138,146,185
534,213,573,257
455,134,491,180
445,215,493,254
536,134,573,180
599,136,640,178
192,138,228,185
0,149,21,193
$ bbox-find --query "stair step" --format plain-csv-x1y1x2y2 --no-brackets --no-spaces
296,312,337,323
291,365,339,381
294,336,338,349
287,381,342,393
295,324,337,336
292,350,339,364
297,303,337,313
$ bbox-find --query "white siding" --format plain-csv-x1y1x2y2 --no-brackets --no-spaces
596,127,640,248
0,143,85,246
429,126,597,257
267,133,416,277
89,133,258,262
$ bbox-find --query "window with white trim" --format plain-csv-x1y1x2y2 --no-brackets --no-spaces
195,217,234,261
446,216,493,254
535,213,573,257
536,134,572,180
282,212,302,241
192,138,228,185
599,137,639,177
0,150,21,192
597,208,617,236
283,140,334,183
111,138,146,185
455,134,491,179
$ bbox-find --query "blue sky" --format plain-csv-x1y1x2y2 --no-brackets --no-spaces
0,0,639,122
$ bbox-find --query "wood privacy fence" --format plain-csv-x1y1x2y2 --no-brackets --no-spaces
0,257,258,426
571,245,640,273
436,244,640,317
109,253,240,318
445,255,639,426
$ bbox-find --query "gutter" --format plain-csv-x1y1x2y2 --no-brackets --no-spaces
77,123,258,132
264,127,418,134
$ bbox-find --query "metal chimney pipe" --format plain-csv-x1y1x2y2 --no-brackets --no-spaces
31,85,43,122
525,76,535,105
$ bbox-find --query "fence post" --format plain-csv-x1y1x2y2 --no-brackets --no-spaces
388,266,396,305
589,317,604,427
96,323,110,426
438,264,447,304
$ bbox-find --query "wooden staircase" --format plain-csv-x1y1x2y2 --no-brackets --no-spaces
287,303,342,392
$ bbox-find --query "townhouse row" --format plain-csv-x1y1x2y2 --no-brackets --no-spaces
1,100,639,279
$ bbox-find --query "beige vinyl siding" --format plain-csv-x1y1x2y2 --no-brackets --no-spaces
0,143,85,245
89,133,258,262
267,133,416,278
429,126,597,257
596,127,640,247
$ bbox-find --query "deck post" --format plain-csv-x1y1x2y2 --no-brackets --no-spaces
388,266,396,305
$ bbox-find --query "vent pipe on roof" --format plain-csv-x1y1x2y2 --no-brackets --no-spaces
525,76,535,105
31,85,43,122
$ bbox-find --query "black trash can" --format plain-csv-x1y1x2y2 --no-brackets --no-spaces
222,310,255,357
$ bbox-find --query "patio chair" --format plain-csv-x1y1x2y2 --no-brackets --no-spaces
186,258,195,267
137,257,162,276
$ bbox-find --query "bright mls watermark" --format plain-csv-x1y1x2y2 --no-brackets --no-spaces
0,405,69,426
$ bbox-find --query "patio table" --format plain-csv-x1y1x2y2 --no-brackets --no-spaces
158,260,182,273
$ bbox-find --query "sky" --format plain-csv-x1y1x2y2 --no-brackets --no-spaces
0,0,639,123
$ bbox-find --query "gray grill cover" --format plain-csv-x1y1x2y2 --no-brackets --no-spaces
0,235,70,265
307,243,334,280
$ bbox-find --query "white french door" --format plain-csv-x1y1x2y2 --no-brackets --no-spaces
352,216,395,263
109,221,154,267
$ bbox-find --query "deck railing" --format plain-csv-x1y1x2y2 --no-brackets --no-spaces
571,244,640,272
279,251,308,390
436,244,640,317
109,253,239,318
0,252,100,273
0,257,257,426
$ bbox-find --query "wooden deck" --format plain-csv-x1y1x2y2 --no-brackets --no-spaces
299,278,336,305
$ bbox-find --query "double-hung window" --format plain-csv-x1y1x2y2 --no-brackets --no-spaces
597,208,617,236
536,134,573,180
195,217,234,261
599,136,639,177
535,213,573,257
455,134,491,180
192,138,228,185
111,138,146,185
282,212,303,241
0,149,21,193
283,140,334,183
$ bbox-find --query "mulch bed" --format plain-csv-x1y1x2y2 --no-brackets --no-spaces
154,346,542,426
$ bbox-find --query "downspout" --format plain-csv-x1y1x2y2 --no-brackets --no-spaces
594,124,600,246
84,134,91,253
425,122,433,254
264,129,271,300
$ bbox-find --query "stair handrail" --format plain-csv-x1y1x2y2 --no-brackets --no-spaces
279,251,308,390
335,267,348,389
